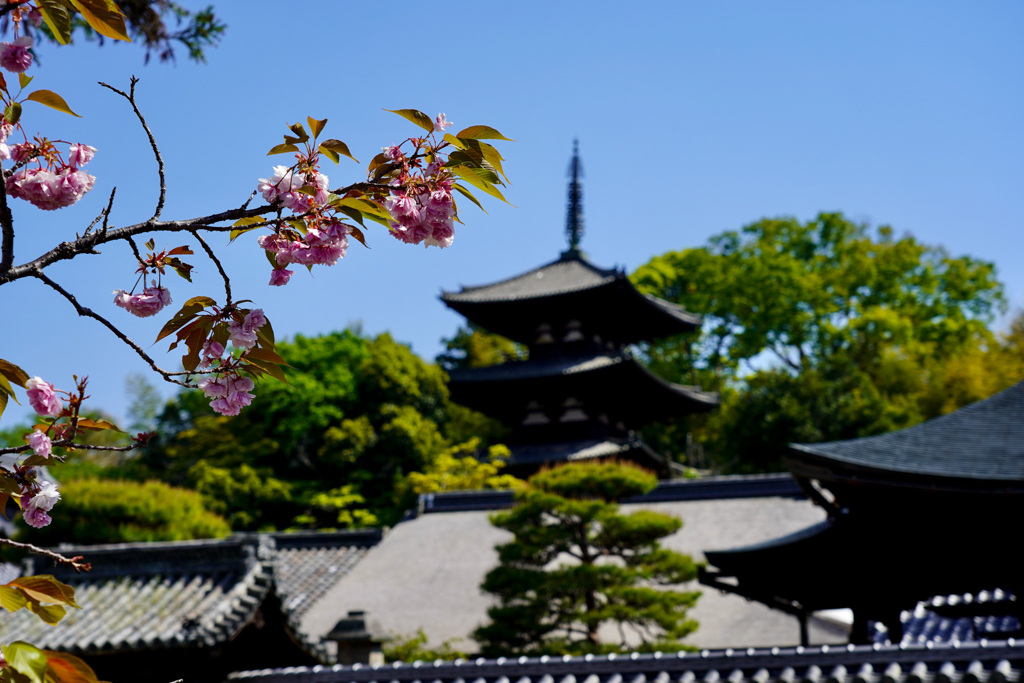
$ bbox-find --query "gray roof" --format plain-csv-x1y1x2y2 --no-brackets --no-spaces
788,381,1024,484
229,640,1024,683
0,530,380,656
442,257,623,303
298,475,836,653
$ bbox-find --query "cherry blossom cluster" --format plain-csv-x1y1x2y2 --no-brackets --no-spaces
15,377,67,528
113,281,173,318
5,140,97,211
193,308,267,416
381,114,457,249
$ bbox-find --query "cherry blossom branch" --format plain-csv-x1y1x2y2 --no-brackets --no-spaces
0,162,12,273
0,179,394,285
99,78,167,220
0,538,91,572
190,229,231,306
0,441,145,456
32,270,191,387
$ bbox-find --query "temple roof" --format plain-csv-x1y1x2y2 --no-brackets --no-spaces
0,530,381,657
440,254,701,346
448,351,718,423
231,640,1024,683
787,380,1024,487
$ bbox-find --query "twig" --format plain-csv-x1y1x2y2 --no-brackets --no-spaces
0,159,12,273
190,229,231,305
0,538,91,572
99,79,167,221
32,270,190,387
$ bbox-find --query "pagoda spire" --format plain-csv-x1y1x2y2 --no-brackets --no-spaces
563,140,584,259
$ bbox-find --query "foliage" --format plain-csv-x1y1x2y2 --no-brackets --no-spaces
136,330,507,528
632,213,1007,472
398,439,523,496
25,0,226,63
383,629,468,664
22,478,231,545
474,462,700,657
436,324,525,372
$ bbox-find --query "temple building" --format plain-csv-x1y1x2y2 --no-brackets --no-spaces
441,143,717,478
700,380,1024,645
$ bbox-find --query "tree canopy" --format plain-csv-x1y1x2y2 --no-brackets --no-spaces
474,462,700,657
135,329,507,529
631,213,1011,472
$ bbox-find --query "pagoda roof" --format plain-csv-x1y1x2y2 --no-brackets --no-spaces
448,351,718,423
440,253,701,345
787,380,1024,488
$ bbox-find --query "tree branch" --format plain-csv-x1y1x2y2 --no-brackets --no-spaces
99,79,167,221
190,229,231,306
0,538,91,572
32,270,191,387
0,160,13,273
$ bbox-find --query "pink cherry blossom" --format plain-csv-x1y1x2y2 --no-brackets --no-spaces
434,113,453,133
27,429,51,458
0,36,33,73
22,506,51,528
198,340,225,369
7,167,96,211
25,377,63,417
269,268,294,286
228,308,266,350
29,481,60,512
68,143,97,168
199,373,256,416
382,145,403,162
113,282,172,318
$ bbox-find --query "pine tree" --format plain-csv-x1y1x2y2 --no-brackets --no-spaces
474,462,700,656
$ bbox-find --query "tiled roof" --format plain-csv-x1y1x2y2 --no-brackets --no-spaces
273,530,382,620
441,256,622,303
788,381,1024,484
888,592,1022,646
228,640,1024,683
449,352,717,419
1,535,277,654
0,531,381,657
297,478,833,652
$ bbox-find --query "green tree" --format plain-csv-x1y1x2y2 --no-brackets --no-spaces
436,324,525,372
631,213,1006,472
137,329,505,528
474,462,700,657
24,479,230,545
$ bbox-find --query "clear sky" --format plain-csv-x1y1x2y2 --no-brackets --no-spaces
1,0,1021,426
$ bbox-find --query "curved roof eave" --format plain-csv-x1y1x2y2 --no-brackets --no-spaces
787,380,1024,485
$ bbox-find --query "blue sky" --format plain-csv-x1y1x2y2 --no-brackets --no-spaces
1,1,1021,426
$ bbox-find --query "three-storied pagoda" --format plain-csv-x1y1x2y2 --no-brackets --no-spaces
441,143,717,478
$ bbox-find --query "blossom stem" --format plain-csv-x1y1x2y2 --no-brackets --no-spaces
0,538,91,572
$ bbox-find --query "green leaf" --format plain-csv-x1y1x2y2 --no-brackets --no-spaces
267,142,300,156
243,357,287,383
453,183,487,213
0,389,7,420
37,0,73,45
0,584,28,613
26,601,66,625
10,576,79,608
5,101,22,125
3,641,49,683
307,116,327,139
0,358,29,389
75,417,123,433
455,125,514,141
25,90,80,117
319,146,339,164
451,166,510,203
385,108,434,134
18,73,33,90
68,0,131,41
319,139,357,163
230,216,266,242
287,122,309,143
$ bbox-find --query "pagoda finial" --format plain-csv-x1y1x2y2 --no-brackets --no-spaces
563,139,584,259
